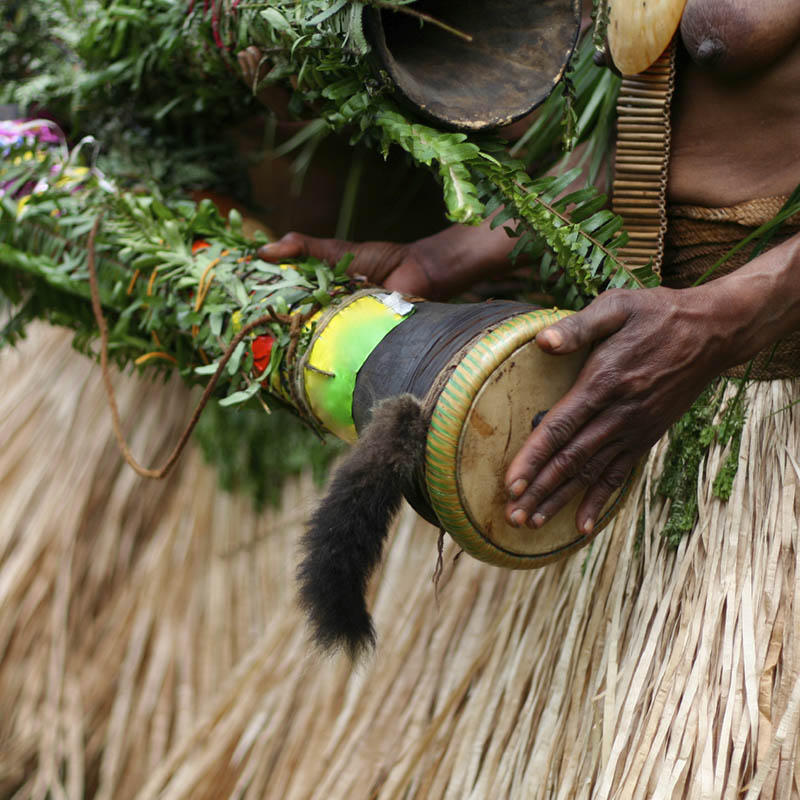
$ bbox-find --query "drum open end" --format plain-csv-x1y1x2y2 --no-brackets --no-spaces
362,0,581,130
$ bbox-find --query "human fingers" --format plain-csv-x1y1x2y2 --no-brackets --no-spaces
258,234,417,290
535,290,631,355
504,379,608,521
506,406,627,522
258,232,351,263
574,452,639,535
504,328,630,505
510,440,624,529
503,292,636,508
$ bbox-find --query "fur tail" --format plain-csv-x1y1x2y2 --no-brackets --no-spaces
297,394,428,660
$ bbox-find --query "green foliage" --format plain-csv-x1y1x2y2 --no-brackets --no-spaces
0,138,360,406
2,0,256,130
477,148,658,309
0,3,78,105
1,0,255,204
510,34,620,183
0,129,361,508
194,401,344,509
656,379,748,547
374,112,484,224
657,384,724,548
2,0,634,309
710,376,747,501
712,427,743,502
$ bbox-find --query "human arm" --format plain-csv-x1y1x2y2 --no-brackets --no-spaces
239,37,535,298
254,130,612,296
504,230,800,533
256,214,526,299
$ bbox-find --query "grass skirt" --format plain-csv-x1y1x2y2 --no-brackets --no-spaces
1,325,799,798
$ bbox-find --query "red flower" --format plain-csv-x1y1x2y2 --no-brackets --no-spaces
252,335,274,375
192,240,210,254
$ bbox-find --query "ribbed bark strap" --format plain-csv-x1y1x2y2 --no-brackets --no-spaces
612,42,677,278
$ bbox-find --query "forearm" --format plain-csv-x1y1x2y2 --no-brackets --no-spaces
410,214,526,297
701,230,800,369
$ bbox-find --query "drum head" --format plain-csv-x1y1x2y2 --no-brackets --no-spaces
425,310,630,569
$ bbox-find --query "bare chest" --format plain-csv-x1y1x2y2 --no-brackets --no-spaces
665,0,800,205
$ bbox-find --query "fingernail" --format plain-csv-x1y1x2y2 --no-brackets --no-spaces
509,479,528,500
510,509,527,528
531,513,546,529
582,518,594,535
541,329,563,349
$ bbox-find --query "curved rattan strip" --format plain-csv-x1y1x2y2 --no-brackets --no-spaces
669,195,800,227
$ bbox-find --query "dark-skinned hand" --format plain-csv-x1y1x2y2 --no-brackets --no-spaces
258,234,441,297
504,283,747,535
257,227,516,300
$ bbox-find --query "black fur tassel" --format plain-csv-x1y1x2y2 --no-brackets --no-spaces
297,394,428,660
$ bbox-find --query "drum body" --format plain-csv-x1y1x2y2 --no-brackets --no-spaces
423,309,629,567
300,292,629,568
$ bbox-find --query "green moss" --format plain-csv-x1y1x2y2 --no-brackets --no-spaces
656,380,748,547
711,383,747,502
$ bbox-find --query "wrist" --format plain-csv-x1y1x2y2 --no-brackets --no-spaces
685,234,800,370
411,219,521,299
706,233,800,365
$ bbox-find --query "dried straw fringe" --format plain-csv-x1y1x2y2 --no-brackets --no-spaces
1,325,799,799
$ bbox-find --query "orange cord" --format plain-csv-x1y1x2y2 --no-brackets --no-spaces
146,267,159,296
126,268,140,295
134,351,177,366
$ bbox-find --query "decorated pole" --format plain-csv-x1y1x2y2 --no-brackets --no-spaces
0,0,662,655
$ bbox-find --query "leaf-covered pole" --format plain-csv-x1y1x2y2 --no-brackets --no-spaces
0,124,363,418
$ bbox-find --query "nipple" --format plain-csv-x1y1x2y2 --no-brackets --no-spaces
693,36,727,65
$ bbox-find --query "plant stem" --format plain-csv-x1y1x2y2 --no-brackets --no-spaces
367,0,474,43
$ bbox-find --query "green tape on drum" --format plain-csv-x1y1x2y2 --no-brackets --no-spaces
302,292,414,442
